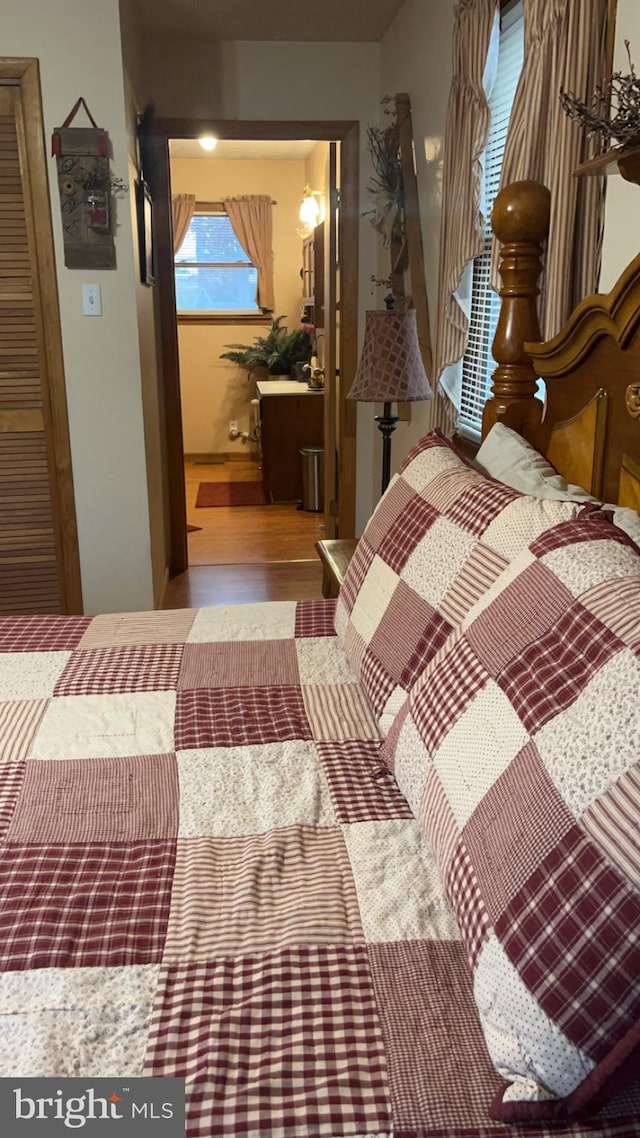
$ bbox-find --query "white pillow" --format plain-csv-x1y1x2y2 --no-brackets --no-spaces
476,422,640,546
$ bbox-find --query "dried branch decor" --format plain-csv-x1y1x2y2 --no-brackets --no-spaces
363,96,404,246
560,42,640,151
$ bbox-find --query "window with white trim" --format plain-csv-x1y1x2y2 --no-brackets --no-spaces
459,0,525,438
174,205,263,319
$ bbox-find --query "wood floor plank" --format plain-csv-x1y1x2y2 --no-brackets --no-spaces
161,460,326,609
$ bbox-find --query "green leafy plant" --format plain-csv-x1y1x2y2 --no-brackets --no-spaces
221,316,313,375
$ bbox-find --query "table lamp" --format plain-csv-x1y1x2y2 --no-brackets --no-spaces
348,307,433,494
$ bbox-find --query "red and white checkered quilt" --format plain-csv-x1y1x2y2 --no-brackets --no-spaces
382,511,640,1124
0,599,638,1137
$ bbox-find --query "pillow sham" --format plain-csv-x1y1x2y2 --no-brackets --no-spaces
335,429,584,734
381,507,640,1121
476,421,640,546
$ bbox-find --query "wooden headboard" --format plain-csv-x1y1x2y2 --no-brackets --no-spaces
483,180,640,511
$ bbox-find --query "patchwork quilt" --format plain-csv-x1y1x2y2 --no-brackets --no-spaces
0,600,638,1138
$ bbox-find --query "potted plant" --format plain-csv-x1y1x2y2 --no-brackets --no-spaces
221,316,313,377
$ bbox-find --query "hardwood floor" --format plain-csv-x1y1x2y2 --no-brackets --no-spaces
161,457,326,608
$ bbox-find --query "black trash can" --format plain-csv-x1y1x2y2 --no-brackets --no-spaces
300,445,324,511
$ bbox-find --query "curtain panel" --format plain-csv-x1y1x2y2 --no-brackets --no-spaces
171,194,196,255
492,0,609,338
433,0,500,430
223,195,276,313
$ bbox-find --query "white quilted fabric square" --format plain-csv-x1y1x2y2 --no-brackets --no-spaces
188,601,297,642
392,713,432,820
343,818,460,943
433,680,529,828
540,540,640,599
295,637,358,686
177,741,335,837
0,964,159,1077
474,935,594,1100
402,516,476,608
378,684,408,737
534,648,640,819
481,498,580,561
30,691,176,759
348,555,400,643
0,651,71,701
401,444,463,491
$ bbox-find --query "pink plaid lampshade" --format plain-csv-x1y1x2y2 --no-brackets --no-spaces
348,308,433,402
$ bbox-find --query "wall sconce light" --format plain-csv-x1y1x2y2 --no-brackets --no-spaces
298,185,321,236
198,135,218,152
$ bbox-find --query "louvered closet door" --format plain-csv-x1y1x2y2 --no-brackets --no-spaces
0,70,81,613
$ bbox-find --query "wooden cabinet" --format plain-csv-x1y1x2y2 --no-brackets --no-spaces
301,222,325,328
258,385,324,503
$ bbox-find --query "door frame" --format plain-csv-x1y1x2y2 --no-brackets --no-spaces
0,58,82,612
148,117,359,575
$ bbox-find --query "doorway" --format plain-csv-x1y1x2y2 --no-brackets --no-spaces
168,137,330,574
149,117,359,578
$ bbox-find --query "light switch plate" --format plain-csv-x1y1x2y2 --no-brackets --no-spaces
82,283,102,316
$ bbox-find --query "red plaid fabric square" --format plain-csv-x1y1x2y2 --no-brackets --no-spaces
530,510,631,559
54,644,183,696
467,559,574,677
411,636,488,754
175,686,312,749
462,742,575,921
368,939,503,1131
445,840,491,971
0,839,175,970
7,753,179,843
496,825,640,1063
337,538,375,615
0,615,92,652
498,604,622,734
178,640,299,690
294,599,337,638
317,740,413,824
364,476,415,550
368,578,451,690
359,645,397,717
399,609,453,690
377,494,439,572
446,479,519,536
0,762,24,841
145,946,391,1137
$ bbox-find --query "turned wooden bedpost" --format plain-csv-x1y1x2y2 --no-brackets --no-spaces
482,180,551,439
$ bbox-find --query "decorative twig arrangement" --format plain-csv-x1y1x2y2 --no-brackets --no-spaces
560,41,640,150
363,96,404,246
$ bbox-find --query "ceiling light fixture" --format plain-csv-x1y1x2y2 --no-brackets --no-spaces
198,135,218,152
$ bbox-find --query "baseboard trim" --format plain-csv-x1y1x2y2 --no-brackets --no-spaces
185,451,253,464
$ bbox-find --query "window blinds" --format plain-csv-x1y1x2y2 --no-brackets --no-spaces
459,0,524,438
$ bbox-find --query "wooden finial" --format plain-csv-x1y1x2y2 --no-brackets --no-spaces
482,180,551,438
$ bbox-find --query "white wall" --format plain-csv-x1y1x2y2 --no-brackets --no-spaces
5,0,154,613
600,0,640,291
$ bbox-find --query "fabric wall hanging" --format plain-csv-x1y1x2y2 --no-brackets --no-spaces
51,97,116,269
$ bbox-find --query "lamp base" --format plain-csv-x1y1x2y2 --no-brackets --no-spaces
374,401,399,495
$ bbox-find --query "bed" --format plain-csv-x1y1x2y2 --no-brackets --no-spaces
0,180,639,1138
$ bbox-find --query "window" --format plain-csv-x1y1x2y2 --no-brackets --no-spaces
174,206,261,320
459,0,525,437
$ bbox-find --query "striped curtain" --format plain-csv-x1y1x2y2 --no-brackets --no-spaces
492,0,609,338
433,0,500,433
